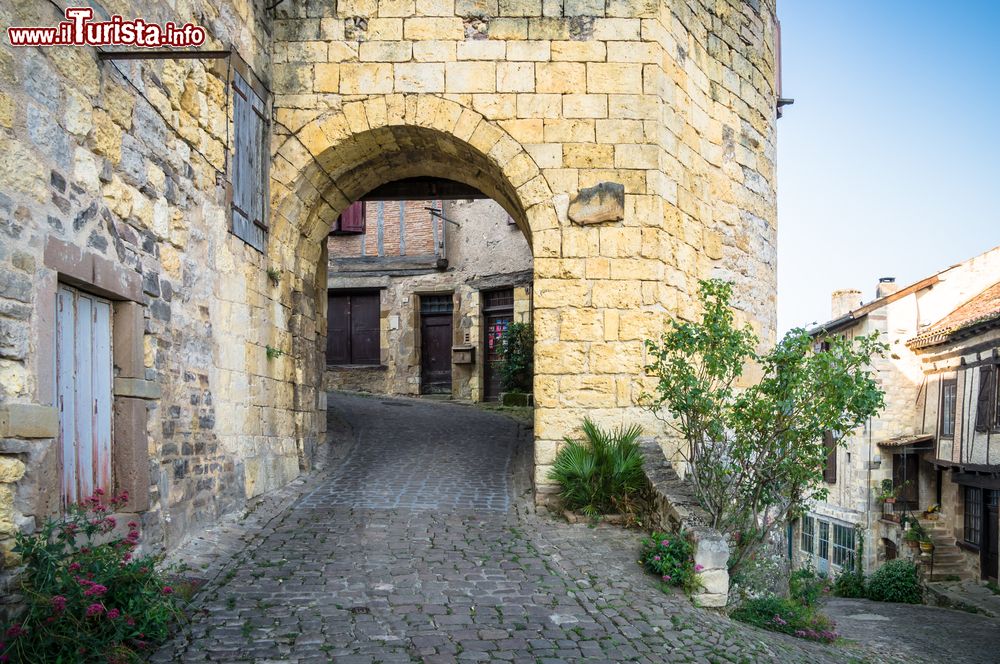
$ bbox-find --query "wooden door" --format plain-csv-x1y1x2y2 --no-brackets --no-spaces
56,285,113,507
984,490,999,581
420,295,453,394
483,289,514,402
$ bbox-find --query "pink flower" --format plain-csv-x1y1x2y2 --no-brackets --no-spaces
94,488,105,497
161,586,174,595
653,555,661,561
662,574,672,582
51,595,68,613
5,625,25,639
68,562,82,572
661,539,669,546
107,608,121,620
84,584,108,597
694,564,704,572
127,521,138,529
85,603,105,617
104,516,117,528
125,616,136,626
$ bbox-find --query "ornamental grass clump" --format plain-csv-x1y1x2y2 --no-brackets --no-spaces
548,418,647,518
639,532,701,595
0,490,186,663
730,595,839,643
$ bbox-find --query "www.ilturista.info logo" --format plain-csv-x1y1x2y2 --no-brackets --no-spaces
7,7,206,48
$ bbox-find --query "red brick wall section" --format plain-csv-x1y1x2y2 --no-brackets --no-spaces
327,200,441,258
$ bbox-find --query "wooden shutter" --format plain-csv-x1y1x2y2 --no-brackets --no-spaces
337,201,366,234
350,293,380,364
977,367,995,432
326,293,350,365
231,71,267,252
57,286,113,507
822,430,837,484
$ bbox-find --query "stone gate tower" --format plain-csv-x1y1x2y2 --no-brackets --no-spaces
0,0,778,569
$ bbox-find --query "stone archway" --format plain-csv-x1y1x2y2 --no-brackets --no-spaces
269,100,558,495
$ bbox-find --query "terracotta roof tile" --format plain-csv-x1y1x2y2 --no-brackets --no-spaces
908,280,1000,348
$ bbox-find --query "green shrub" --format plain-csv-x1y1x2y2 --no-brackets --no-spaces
494,322,533,393
866,559,922,604
640,532,700,594
730,595,838,643
548,418,646,517
789,567,829,607
833,570,867,598
1,491,186,663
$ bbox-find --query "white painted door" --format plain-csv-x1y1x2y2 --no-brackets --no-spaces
56,285,113,507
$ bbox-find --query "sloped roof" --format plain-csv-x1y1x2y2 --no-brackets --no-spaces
907,280,1000,349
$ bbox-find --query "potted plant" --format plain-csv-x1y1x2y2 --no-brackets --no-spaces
877,479,897,504
903,525,922,550
919,536,935,554
923,503,941,520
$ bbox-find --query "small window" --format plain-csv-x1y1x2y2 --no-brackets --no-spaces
822,431,837,484
832,524,856,569
800,516,815,555
965,486,982,546
976,366,996,432
231,70,269,252
818,521,830,561
327,291,381,365
941,378,957,437
420,294,454,314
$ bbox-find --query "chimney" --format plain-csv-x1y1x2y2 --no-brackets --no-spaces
876,277,899,299
831,289,862,319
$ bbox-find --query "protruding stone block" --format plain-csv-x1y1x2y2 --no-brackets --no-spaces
568,181,624,225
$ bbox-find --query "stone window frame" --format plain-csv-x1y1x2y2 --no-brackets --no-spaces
41,237,155,513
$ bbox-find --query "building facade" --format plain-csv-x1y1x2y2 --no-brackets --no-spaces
0,0,783,602
795,246,1000,583
325,198,533,401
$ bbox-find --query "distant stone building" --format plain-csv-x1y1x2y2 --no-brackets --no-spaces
325,198,532,401
0,0,784,600
796,246,1000,583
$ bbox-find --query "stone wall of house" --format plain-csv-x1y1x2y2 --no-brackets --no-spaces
269,0,782,498
325,198,533,400
0,0,284,603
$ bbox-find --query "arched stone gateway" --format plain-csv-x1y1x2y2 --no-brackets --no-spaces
0,0,781,565
266,0,781,500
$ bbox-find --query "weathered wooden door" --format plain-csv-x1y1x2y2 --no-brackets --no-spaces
420,294,453,394
56,285,113,507
984,490,999,581
482,289,514,402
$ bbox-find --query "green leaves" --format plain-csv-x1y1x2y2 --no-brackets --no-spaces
642,279,886,576
548,418,646,518
494,322,534,393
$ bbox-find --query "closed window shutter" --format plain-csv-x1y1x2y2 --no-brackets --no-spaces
231,71,267,252
822,430,837,484
976,367,995,432
326,294,350,365
337,201,366,234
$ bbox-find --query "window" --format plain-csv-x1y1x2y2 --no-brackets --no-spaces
333,201,366,235
832,524,856,568
941,378,957,437
977,366,996,432
327,291,380,365
822,431,837,484
818,521,830,561
800,516,815,555
56,285,113,507
231,70,269,252
892,453,919,511
965,486,982,546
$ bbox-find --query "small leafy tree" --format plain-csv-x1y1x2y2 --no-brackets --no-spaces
495,322,533,393
642,279,885,576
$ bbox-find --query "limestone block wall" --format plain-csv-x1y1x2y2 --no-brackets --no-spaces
0,0,279,582
268,0,781,498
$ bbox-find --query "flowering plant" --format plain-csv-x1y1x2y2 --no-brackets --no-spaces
639,531,700,595
0,491,185,663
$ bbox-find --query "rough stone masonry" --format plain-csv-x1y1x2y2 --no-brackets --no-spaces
0,0,780,582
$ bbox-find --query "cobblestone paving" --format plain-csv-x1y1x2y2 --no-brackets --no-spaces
156,394,875,663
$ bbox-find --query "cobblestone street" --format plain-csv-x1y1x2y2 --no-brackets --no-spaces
155,394,877,663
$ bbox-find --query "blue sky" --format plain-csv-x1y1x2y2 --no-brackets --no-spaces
776,1,1000,333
